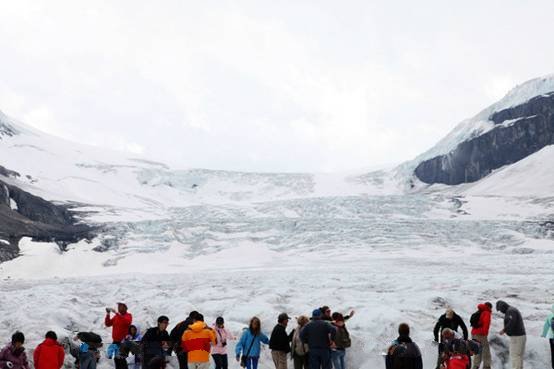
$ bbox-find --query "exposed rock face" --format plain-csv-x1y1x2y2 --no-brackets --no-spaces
0,178,95,261
0,121,17,139
415,92,554,185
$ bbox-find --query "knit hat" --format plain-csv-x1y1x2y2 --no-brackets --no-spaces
312,309,322,318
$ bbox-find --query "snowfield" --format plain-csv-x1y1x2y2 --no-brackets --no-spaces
1,75,554,369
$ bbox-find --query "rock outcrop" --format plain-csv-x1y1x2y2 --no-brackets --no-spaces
415,92,554,185
0,177,95,261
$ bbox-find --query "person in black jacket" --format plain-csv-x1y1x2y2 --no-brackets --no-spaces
270,313,291,369
169,311,199,369
433,309,468,342
433,309,467,369
142,316,171,367
385,323,423,369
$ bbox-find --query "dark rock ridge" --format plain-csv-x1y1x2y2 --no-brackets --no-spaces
0,176,96,262
415,92,554,185
0,121,18,139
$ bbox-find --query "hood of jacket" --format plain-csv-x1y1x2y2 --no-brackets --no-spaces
478,304,492,312
189,321,207,333
496,300,509,313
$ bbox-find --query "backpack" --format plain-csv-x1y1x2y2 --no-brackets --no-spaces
336,326,351,348
470,311,481,328
77,332,103,348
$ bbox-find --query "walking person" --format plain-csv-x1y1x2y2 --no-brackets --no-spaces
270,313,291,369
470,302,492,369
142,316,171,368
290,316,309,369
497,300,526,369
171,311,200,369
212,317,234,369
300,309,336,369
385,323,422,369
182,314,216,369
235,317,269,369
33,331,65,369
105,302,133,369
0,332,30,369
541,304,554,369
330,313,351,369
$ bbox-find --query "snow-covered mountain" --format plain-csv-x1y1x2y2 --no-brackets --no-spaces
1,76,553,369
412,75,554,185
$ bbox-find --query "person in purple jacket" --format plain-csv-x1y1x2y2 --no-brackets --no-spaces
0,332,30,369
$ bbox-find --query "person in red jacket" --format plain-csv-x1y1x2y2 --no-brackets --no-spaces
105,302,133,369
470,302,492,369
33,332,64,369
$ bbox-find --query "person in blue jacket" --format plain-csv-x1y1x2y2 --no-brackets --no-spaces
542,304,554,369
235,317,269,369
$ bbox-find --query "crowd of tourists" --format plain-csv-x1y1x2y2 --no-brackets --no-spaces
0,301,553,369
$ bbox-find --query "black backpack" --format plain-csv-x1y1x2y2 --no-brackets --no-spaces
470,311,481,328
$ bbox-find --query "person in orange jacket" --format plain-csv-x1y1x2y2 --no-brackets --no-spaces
33,332,64,369
105,302,133,369
181,314,216,369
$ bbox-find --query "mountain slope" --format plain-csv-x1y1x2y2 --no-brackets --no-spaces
411,76,554,185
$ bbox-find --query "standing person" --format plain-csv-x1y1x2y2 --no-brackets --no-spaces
330,313,351,369
385,323,423,369
290,316,309,369
74,332,103,369
182,314,216,369
0,332,29,369
212,317,234,369
497,300,526,369
122,325,143,369
33,331,65,369
541,304,554,369
235,317,269,369
171,311,200,369
470,302,492,369
300,309,336,369
270,313,291,369
142,316,171,367
105,302,133,369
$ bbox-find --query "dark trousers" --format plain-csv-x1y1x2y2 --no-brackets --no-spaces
212,354,228,369
550,339,554,369
308,348,331,369
113,342,128,369
177,352,188,369
293,353,309,369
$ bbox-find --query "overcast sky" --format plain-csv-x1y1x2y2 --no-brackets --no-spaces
1,1,554,172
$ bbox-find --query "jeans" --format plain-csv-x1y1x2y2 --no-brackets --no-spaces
550,338,554,369
509,335,526,369
244,357,259,369
331,350,345,369
212,354,228,369
471,335,491,369
79,351,97,369
309,348,331,369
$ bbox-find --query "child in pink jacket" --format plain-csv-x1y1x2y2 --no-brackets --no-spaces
211,317,235,369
